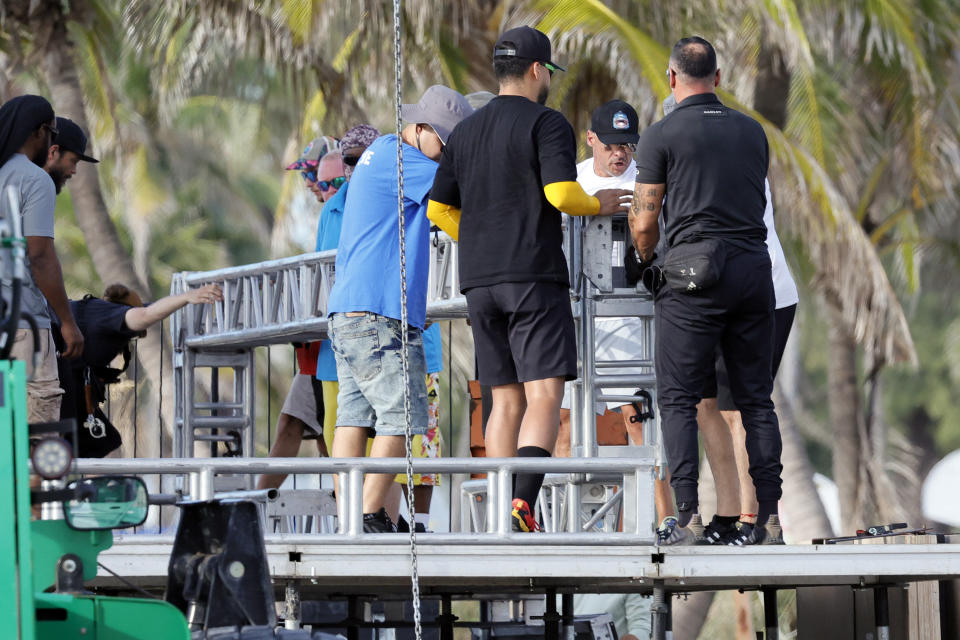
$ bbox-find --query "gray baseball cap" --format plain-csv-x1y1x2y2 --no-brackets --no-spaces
401,85,474,145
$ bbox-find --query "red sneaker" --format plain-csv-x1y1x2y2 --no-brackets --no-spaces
511,498,541,532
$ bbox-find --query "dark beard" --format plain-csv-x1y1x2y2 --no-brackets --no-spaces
31,146,48,166
536,84,549,105
47,168,66,194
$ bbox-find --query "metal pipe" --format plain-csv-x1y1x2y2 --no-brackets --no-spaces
762,587,778,640
651,581,667,640
215,488,278,503
496,468,512,536
189,467,215,501
75,456,656,475
346,467,364,536
592,373,657,387
874,586,890,640
595,360,653,368
581,295,598,457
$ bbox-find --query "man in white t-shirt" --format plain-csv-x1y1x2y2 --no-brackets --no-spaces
557,99,677,532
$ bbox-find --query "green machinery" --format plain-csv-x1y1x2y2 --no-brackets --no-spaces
0,359,191,639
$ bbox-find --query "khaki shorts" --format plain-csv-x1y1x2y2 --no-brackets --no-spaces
11,328,62,424
279,373,322,435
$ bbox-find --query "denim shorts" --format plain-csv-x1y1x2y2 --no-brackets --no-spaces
329,312,428,436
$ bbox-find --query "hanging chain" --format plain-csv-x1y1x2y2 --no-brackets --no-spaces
393,2,423,640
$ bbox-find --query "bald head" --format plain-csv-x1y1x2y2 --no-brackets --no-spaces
669,37,717,85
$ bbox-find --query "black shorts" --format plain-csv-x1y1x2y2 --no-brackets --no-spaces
465,281,577,386
703,303,796,410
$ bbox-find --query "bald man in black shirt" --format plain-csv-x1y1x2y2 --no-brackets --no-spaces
629,37,783,545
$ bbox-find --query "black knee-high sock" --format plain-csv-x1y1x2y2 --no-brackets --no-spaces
514,446,551,507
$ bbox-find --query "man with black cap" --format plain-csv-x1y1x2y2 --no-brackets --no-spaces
629,37,783,545
326,85,473,533
427,26,631,532
0,95,83,424
44,117,98,194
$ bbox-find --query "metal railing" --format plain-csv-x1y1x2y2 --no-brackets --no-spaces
75,454,657,544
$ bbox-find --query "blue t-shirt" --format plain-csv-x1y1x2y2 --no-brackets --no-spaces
423,324,443,374
315,184,349,381
327,135,437,329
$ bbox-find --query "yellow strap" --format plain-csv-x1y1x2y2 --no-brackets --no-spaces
426,200,462,241
543,181,600,216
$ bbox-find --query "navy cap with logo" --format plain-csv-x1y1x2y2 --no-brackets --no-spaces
493,26,566,73
590,100,639,145
54,117,99,163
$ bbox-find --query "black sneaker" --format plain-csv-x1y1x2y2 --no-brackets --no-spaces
363,508,397,533
696,516,739,545
728,521,766,545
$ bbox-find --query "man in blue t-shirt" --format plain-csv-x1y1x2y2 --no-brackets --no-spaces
327,85,472,533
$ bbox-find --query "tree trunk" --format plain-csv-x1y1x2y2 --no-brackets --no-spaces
754,40,791,129
826,302,863,534
41,5,174,457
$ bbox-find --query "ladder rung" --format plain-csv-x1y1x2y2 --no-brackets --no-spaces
193,402,245,411
190,416,249,429
194,434,240,442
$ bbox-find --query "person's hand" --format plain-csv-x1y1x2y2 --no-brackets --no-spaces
185,284,223,305
59,319,84,359
594,188,633,215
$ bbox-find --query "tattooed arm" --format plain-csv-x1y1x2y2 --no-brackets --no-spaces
629,183,665,262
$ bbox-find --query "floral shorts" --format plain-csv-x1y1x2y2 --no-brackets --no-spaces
395,372,442,486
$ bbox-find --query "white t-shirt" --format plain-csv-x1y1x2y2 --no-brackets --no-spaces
762,180,799,309
580,157,797,309
0,153,57,328
567,158,644,411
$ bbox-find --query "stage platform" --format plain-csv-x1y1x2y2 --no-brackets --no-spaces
95,536,960,597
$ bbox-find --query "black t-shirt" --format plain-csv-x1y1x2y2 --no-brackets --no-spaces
634,93,769,249
59,297,137,422
430,95,578,291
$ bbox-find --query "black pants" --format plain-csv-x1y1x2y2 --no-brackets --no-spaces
654,247,783,504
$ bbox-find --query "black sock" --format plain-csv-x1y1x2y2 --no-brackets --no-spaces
714,515,739,528
757,500,778,527
514,446,551,508
676,501,697,527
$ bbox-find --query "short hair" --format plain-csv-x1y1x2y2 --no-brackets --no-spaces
494,47,535,82
670,37,717,80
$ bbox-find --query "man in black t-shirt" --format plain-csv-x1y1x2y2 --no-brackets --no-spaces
629,37,782,544
428,26,631,532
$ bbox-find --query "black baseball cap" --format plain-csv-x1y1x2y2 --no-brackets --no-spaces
590,100,639,145
54,117,99,163
493,26,566,73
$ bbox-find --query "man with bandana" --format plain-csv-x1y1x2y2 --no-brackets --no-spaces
0,95,83,423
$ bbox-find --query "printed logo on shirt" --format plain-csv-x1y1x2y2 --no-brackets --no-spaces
359,149,374,166
703,109,727,118
612,111,630,130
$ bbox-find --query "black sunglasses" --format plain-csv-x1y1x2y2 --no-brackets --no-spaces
342,154,362,167
42,122,59,140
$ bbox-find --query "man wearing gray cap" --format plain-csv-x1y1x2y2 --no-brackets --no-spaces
327,85,472,533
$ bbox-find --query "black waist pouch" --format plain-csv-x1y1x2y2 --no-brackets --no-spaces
663,238,727,293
